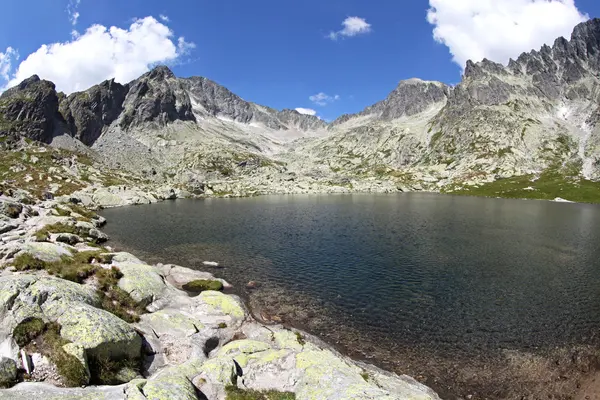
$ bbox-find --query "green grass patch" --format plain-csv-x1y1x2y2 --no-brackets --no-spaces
182,279,224,293
445,167,600,203
429,131,443,147
295,332,306,346
225,386,296,400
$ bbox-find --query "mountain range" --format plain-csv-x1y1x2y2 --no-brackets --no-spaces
2,18,600,201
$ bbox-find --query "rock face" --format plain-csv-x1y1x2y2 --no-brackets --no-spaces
119,66,196,130
59,79,128,146
0,76,63,143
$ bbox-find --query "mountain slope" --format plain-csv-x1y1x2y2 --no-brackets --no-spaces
2,19,600,202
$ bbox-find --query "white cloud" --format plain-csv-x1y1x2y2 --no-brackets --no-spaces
328,17,372,40
309,92,340,106
159,14,170,22
427,0,588,68
295,108,317,116
4,16,195,94
0,48,18,81
67,0,81,25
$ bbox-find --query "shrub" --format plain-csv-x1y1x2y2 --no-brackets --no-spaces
88,355,141,385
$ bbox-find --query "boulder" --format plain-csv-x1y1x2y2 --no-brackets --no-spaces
17,242,73,263
62,343,90,384
44,301,141,360
138,309,202,338
0,201,23,219
198,291,246,320
0,382,126,399
0,275,99,330
50,233,81,245
115,263,167,305
0,357,17,387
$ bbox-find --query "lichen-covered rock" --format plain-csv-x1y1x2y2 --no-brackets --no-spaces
115,263,166,305
295,344,439,400
17,242,73,263
0,275,99,331
44,301,141,359
198,291,245,319
0,357,17,387
125,361,204,400
139,310,202,338
0,381,126,399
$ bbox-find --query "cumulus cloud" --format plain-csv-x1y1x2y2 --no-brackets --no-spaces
309,92,340,106
159,14,170,22
295,108,317,116
4,16,195,94
328,17,371,40
0,48,18,81
427,0,588,68
67,0,81,25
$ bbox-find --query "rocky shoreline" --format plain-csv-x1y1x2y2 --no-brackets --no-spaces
0,190,440,399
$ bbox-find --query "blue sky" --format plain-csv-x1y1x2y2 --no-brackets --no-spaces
1,0,600,121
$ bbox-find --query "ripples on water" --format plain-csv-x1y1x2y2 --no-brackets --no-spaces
101,193,600,398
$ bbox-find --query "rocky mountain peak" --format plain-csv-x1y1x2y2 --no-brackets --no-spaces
145,65,176,81
277,109,327,131
118,66,195,129
0,75,61,143
331,77,449,127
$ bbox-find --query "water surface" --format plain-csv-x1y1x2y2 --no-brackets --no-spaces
101,193,600,398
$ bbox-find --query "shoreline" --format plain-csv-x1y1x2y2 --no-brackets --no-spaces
0,192,441,399
97,193,600,399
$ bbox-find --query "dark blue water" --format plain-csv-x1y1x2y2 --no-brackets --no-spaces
101,193,600,397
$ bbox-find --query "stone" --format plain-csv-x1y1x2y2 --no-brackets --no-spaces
0,357,17,387
115,263,166,305
246,281,259,289
44,301,142,359
62,343,90,384
88,228,108,243
17,242,73,263
139,309,202,338
0,382,126,399
50,233,81,245
198,291,246,319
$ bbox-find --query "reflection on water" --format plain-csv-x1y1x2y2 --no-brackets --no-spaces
101,193,600,398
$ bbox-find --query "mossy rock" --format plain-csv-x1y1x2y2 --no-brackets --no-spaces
182,279,223,293
12,317,46,347
0,358,17,388
225,386,296,400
